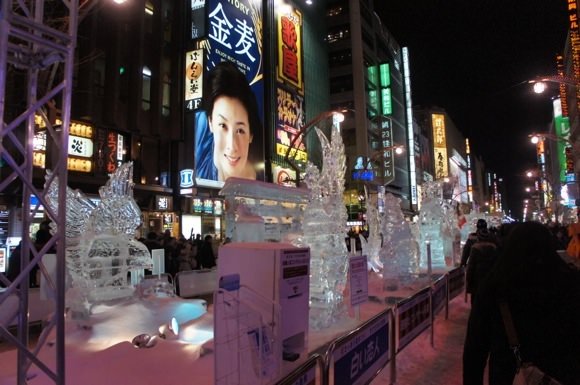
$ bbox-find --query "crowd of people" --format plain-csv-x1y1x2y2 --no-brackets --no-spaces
461,219,580,385
138,230,217,278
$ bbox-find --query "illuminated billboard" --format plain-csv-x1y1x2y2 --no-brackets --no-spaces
277,8,303,92
366,63,392,117
432,114,448,179
275,87,306,163
192,0,264,188
185,49,204,111
554,98,572,183
273,5,304,183
32,114,95,173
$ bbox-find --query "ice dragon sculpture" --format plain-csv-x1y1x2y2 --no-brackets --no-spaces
294,123,349,329
45,162,152,318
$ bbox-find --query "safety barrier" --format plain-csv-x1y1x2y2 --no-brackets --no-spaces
273,267,465,385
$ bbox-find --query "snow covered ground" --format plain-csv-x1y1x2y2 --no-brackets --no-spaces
371,295,471,385
0,277,473,385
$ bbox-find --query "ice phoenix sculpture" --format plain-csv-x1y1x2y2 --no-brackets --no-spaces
294,123,349,329
45,162,152,319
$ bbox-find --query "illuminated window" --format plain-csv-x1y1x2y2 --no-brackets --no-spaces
142,66,151,111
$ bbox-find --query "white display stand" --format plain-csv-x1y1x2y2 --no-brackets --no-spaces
219,177,310,242
218,243,310,356
214,285,282,385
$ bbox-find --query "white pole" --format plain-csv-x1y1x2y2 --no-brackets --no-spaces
426,241,432,283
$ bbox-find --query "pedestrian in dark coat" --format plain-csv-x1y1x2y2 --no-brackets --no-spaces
463,221,580,385
461,219,488,267
197,235,216,269
466,228,498,304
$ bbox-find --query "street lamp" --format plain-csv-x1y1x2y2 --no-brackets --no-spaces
528,74,580,94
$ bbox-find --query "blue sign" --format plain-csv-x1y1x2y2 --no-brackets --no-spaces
333,313,390,385
180,169,194,188
352,170,374,182
397,289,431,351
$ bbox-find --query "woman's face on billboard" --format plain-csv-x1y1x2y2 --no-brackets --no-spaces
209,96,254,181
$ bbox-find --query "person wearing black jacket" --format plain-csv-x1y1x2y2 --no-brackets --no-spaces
463,222,580,385
465,228,498,304
461,219,488,267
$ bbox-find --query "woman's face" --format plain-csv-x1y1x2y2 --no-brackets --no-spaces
209,96,253,180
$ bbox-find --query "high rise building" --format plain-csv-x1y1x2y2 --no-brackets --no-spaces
325,0,414,216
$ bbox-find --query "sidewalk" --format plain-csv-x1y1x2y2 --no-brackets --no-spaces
371,295,471,385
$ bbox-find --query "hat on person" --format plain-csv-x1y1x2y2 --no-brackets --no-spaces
476,219,487,230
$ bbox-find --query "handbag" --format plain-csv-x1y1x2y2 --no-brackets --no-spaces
498,302,563,385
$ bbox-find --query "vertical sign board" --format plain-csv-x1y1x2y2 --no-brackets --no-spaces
332,312,390,385
567,0,580,113
274,6,305,182
349,255,369,307
276,87,306,163
447,266,465,301
431,275,448,317
191,0,265,187
381,118,394,185
185,49,204,111
189,0,206,40
432,114,448,179
396,288,431,352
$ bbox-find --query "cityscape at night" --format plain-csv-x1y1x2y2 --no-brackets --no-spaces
1,1,579,385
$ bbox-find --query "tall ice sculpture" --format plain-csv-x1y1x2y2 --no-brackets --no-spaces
294,123,349,329
380,193,420,290
45,162,152,319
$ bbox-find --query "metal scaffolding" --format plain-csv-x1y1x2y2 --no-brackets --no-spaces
0,0,79,383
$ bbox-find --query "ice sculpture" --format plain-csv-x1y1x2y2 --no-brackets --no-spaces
359,187,382,272
460,211,479,244
418,181,454,270
294,123,349,329
45,162,152,318
380,193,420,290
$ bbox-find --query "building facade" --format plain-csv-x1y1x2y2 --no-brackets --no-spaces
326,0,414,220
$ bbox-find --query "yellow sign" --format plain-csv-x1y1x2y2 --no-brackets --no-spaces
432,113,448,178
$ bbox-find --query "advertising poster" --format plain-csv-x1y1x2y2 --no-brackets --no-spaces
193,0,264,188
275,86,306,163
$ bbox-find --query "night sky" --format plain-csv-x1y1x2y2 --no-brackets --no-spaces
373,0,570,219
